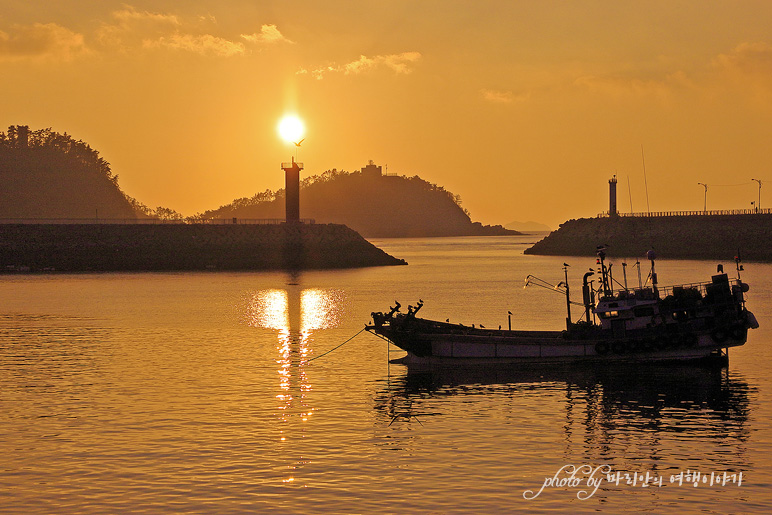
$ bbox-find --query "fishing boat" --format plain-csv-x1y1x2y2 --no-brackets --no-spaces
366,247,759,366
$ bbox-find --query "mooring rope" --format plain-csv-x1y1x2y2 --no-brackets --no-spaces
304,327,368,363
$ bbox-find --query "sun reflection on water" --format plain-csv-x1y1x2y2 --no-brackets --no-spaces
249,290,290,331
247,286,344,484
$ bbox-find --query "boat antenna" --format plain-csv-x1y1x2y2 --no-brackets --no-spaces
627,175,633,214
647,249,659,298
636,259,642,289
622,261,629,291
641,144,651,215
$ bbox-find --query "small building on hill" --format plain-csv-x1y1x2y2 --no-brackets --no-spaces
361,160,382,179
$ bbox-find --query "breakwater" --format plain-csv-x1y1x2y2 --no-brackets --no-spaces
0,223,406,272
524,214,772,262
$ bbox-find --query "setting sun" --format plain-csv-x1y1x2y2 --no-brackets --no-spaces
277,115,305,144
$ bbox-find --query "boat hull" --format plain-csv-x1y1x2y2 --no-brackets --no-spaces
369,325,747,366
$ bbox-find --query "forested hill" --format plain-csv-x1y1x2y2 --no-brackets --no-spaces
0,125,142,220
199,166,517,238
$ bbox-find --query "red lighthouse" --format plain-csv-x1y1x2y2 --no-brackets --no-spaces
281,157,303,223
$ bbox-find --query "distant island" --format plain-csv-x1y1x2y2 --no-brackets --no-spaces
505,220,551,233
1,126,516,238
198,162,518,238
525,214,772,262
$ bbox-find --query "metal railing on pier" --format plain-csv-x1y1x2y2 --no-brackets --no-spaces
0,218,315,225
598,208,771,218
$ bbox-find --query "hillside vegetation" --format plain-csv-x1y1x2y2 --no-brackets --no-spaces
0,126,144,219
198,167,516,237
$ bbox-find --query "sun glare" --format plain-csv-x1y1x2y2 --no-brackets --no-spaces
278,115,305,144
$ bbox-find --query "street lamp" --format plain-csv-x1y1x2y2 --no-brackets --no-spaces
752,178,762,212
697,182,708,212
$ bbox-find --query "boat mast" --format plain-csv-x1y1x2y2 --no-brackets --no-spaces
647,250,659,298
596,246,611,297
622,262,629,291
636,260,642,289
582,270,595,323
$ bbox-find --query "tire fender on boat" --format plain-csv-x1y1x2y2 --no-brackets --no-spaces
710,328,729,344
595,341,610,355
611,340,627,354
746,311,759,329
730,325,747,341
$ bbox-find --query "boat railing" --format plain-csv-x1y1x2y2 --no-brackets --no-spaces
658,282,711,299
608,279,734,302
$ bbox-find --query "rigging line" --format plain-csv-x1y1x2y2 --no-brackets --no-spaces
372,331,394,345
304,327,367,363
611,274,628,290
708,182,753,187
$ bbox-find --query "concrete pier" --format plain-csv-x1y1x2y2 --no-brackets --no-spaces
0,223,406,272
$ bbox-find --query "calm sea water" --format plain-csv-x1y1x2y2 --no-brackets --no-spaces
1,235,771,514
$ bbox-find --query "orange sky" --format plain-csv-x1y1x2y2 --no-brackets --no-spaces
2,1,772,228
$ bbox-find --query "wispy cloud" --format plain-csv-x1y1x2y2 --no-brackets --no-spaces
241,24,294,45
299,51,422,79
0,23,89,61
572,74,677,98
145,33,246,57
111,5,181,27
569,42,772,101
96,6,289,57
96,5,179,48
714,42,772,78
480,89,532,104
710,41,772,107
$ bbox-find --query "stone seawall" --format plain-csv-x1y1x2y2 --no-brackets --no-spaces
524,214,772,262
0,223,406,272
